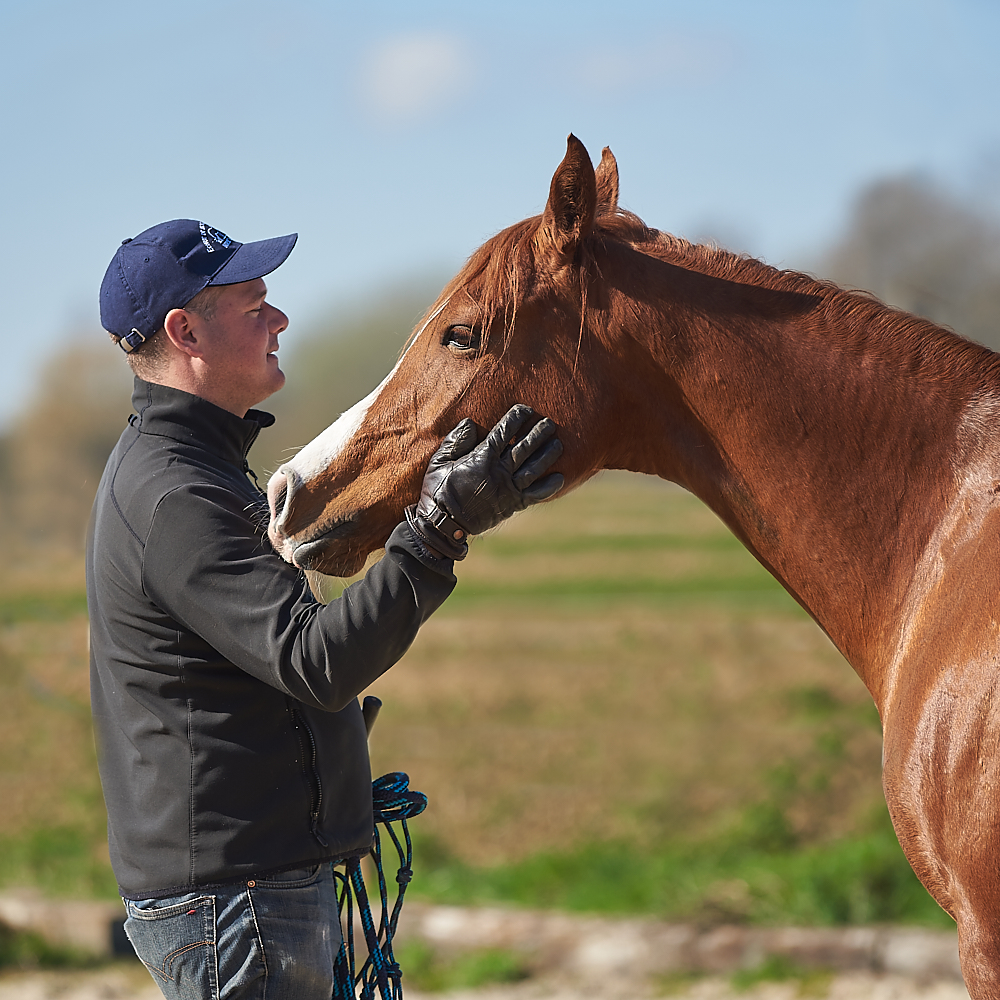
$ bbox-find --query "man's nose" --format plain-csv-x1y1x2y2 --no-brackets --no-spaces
266,303,289,335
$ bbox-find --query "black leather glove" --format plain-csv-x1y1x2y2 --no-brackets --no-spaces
405,404,564,560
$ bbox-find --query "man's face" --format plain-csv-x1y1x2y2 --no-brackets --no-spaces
189,278,288,412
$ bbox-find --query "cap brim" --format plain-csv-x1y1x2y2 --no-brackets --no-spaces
209,233,298,285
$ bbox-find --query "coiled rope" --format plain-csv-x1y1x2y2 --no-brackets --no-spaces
332,770,428,1000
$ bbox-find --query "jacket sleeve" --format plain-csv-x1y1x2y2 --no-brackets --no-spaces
140,481,457,711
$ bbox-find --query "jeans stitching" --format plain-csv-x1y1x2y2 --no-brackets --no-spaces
127,895,214,920
253,866,321,890
125,895,218,997
207,895,219,1000
142,940,213,982
245,886,268,999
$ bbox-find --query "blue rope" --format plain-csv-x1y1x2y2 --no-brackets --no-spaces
332,772,428,1000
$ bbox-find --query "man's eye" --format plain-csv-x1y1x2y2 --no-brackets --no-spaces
443,326,480,351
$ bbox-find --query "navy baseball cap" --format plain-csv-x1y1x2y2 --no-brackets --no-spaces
100,220,297,352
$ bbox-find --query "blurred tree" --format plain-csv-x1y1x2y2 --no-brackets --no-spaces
824,176,1000,351
1,343,132,553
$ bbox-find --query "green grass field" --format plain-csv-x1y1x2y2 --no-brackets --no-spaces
0,472,951,927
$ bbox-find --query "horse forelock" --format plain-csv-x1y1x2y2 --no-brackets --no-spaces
434,217,541,354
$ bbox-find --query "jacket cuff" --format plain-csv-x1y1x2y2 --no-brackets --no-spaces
386,520,457,574
404,505,469,561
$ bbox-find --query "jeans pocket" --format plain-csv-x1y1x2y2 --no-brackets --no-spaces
253,864,323,889
125,895,218,1000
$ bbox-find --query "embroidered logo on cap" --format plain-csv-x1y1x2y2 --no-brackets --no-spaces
199,222,233,253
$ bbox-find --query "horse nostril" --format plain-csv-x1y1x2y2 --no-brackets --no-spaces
267,470,292,525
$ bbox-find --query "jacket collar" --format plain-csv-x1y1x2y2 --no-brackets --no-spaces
130,378,275,469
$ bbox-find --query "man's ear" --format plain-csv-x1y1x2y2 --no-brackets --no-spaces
163,308,204,358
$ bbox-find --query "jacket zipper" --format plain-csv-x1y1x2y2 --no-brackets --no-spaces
242,458,263,492
242,424,265,493
290,705,328,847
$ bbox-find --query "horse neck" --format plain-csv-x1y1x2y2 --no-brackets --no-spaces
600,251,996,705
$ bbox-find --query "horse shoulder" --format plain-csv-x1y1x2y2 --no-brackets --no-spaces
880,445,1000,911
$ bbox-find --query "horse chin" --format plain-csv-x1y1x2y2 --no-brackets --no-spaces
279,514,366,576
293,540,367,578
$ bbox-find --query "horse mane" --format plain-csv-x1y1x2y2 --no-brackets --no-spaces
418,205,1000,390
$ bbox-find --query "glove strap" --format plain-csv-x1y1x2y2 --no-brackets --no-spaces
404,505,469,561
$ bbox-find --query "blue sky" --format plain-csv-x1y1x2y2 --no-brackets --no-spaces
1,0,998,426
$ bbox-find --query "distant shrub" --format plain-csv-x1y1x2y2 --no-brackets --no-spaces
0,826,118,900
0,920,98,970
393,940,530,992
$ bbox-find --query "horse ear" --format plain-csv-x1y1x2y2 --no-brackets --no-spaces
538,134,597,266
595,147,619,216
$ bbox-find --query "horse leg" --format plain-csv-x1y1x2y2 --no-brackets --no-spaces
884,709,1000,999
883,795,1000,997
955,906,1000,1000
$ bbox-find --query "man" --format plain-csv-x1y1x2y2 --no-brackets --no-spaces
89,219,562,1000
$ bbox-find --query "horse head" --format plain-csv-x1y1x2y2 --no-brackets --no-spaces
267,136,631,575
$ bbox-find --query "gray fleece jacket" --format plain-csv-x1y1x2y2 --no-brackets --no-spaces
87,379,455,898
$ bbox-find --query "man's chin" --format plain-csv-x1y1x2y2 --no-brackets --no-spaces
247,376,285,413
263,366,286,397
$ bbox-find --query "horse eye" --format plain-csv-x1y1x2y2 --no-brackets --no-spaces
443,325,479,352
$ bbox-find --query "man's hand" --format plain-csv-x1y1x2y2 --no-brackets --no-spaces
405,404,564,560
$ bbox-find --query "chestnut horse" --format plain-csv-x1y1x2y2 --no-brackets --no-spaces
269,136,1000,996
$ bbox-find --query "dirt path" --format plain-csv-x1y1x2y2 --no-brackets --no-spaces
0,966,159,1000
0,967,972,1000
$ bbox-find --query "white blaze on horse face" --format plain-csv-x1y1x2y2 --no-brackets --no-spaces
279,374,392,486
267,300,449,512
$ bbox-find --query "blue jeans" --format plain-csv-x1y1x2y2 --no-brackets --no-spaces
123,864,342,1000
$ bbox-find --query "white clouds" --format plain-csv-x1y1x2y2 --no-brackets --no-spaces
355,28,737,126
360,32,469,121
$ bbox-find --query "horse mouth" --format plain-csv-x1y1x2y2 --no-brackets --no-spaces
287,517,359,571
